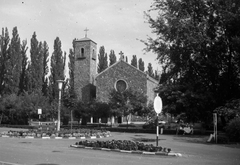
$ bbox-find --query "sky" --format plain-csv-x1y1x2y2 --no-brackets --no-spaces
0,0,160,74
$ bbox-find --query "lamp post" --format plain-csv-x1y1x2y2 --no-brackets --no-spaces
57,80,64,131
154,93,162,146
70,109,73,133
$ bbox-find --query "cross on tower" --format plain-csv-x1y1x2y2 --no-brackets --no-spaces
119,51,124,60
84,28,89,37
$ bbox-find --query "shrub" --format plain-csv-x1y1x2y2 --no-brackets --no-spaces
76,140,171,153
217,134,229,144
225,117,240,142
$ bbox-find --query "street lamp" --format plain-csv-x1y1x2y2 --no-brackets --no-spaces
57,80,64,131
154,93,162,146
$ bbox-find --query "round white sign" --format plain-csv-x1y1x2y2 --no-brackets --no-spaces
154,94,162,114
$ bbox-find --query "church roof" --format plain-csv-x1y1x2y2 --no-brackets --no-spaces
95,58,159,84
75,37,97,44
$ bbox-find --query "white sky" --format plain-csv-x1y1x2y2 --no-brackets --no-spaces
0,0,160,73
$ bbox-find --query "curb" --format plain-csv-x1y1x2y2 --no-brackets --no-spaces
0,135,110,139
70,144,182,157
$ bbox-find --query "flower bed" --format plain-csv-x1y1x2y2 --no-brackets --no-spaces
74,140,171,153
0,129,111,139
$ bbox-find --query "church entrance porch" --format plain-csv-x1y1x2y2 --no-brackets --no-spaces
117,116,122,123
88,115,147,125
87,116,123,126
79,115,147,126
121,114,147,125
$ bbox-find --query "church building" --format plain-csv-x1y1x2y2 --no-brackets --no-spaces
74,34,158,124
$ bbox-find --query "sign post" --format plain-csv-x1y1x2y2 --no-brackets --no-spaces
154,94,162,146
38,108,42,127
213,113,217,143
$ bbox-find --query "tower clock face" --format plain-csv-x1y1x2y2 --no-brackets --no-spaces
115,80,127,93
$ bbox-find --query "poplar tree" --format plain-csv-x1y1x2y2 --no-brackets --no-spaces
29,32,43,92
19,39,28,94
131,55,137,68
147,63,154,78
49,37,65,100
154,70,160,81
97,46,108,73
109,50,116,66
138,58,145,72
104,53,108,68
6,27,22,94
0,27,10,94
42,41,49,96
68,47,75,94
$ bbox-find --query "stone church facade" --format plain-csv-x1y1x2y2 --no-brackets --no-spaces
96,59,158,103
74,36,158,124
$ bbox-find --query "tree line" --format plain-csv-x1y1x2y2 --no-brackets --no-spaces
0,27,66,124
97,46,160,80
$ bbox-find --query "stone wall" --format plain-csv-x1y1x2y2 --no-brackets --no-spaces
96,60,147,102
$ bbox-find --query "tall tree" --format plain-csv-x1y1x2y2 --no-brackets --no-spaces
49,37,65,100
29,32,43,92
6,27,22,94
97,46,108,73
0,27,10,95
62,40,77,119
68,47,75,95
109,88,148,127
19,39,28,94
144,0,240,123
154,70,160,81
42,41,49,96
109,50,117,66
147,63,154,78
104,53,108,70
138,58,145,72
131,55,137,68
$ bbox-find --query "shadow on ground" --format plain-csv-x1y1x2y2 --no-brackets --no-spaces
174,135,208,142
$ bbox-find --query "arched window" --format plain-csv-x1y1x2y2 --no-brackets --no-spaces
115,79,128,93
81,48,84,57
92,49,96,60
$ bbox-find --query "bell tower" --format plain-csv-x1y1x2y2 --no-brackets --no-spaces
74,29,97,102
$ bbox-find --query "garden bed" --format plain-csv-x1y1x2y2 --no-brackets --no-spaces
70,139,181,156
0,128,111,139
